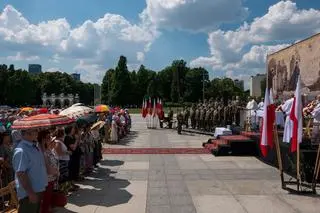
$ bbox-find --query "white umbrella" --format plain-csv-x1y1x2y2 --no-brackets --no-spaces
71,103,85,107
59,105,93,119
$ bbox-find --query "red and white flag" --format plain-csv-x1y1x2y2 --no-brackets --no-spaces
267,89,276,148
142,99,147,118
156,98,160,115
260,88,273,157
148,97,152,115
152,98,157,117
289,75,303,153
159,99,163,111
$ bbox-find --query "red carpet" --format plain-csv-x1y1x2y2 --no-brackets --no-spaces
219,135,252,141
102,148,211,154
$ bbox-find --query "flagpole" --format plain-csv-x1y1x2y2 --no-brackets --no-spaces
312,144,320,192
274,123,285,188
297,138,301,191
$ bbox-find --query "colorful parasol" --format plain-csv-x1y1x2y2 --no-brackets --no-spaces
11,114,75,130
76,113,98,127
20,107,33,112
59,106,93,119
36,108,49,114
95,104,109,113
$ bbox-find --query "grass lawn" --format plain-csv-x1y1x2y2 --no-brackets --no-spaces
128,107,183,114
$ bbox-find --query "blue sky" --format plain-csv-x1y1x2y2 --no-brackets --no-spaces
0,0,319,85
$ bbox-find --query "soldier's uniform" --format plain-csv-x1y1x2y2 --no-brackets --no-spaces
177,111,184,134
200,106,205,130
190,106,196,129
205,107,212,131
184,107,190,128
168,109,174,129
195,106,200,129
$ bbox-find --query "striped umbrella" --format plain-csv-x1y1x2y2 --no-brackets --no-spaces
11,114,75,130
95,104,109,113
59,105,93,119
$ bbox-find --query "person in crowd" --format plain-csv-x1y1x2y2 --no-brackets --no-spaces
82,125,94,174
38,130,59,213
119,110,126,137
0,131,14,187
12,128,47,213
53,128,70,194
11,129,22,148
91,125,102,168
64,126,81,189
110,115,118,143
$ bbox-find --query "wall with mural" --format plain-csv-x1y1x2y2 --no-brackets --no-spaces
267,33,320,99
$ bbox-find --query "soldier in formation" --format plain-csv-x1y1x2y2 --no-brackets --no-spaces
181,96,244,132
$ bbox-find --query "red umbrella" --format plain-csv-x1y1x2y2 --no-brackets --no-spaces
12,114,75,130
37,108,48,114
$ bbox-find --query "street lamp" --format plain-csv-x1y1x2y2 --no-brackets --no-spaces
203,69,205,103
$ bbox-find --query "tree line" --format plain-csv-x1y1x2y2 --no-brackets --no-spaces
0,64,94,106
101,56,248,106
0,56,248,107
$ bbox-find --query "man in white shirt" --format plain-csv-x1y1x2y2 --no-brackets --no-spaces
257,98,264,110
311,95,320,144
281,94,294,143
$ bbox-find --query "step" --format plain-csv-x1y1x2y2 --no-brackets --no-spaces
219,135,254,143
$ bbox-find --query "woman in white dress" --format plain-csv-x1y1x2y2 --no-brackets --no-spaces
110,115,118,143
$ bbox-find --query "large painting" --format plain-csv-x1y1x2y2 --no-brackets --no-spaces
267,33,320,100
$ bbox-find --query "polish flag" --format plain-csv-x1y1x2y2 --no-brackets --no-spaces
260,88,272,157
159,99,163,112
289,75,303,153
152,98,157,117
142,99,147,118
267,89,276,148
148,97,152,115
156,98,160,115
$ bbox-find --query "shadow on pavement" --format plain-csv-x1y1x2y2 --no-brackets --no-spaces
115,130,139,146
100,159,124,167
62,159,133,209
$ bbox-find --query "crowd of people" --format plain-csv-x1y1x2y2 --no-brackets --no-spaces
0,106,132,213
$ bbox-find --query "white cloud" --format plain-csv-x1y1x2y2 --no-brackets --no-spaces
6,52,39,61
143,0,248,32
136,52,145,62
46,67,61,73
0,5,159,83
190,1,320,80
73,60,105,84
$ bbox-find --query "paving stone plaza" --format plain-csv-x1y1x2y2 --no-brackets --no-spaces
57,115,319,213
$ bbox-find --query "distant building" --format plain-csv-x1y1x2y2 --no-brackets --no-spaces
234,79,244,90
28,64,42,74
250,74,266,97
71,73,80,81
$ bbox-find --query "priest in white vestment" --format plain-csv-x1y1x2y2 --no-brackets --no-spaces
246,97,258,126
281,94,294,143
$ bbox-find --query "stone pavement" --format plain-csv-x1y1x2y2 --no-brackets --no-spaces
57,115,319,213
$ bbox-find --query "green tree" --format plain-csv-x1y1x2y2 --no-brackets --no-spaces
101,69,114,104
110,56,132,106
184,67,209,102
